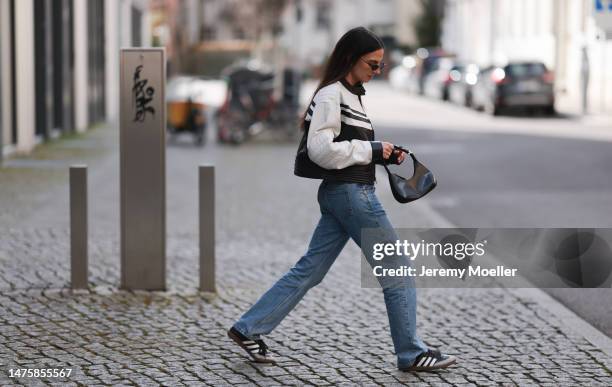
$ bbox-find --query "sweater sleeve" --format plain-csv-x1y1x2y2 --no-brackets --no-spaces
306,87,380,170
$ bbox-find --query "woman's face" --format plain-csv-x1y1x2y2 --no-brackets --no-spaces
349,48,384,83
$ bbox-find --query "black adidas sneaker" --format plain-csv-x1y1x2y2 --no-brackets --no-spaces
401,349,457,372
227,327,277,364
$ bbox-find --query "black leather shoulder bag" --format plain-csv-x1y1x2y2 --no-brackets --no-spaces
294,126,326,179
383,145,437,203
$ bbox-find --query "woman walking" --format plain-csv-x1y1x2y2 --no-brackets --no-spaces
228,27,457,372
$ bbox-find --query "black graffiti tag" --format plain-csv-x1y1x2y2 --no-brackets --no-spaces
132,65,155,122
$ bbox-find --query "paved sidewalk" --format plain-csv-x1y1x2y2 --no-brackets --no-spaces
1,229,611,385
1,109,611,386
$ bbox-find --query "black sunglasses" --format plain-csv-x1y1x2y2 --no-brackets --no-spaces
360,58,385,72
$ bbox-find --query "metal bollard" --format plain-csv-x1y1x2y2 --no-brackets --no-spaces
199,165,216,293
70,165,88,289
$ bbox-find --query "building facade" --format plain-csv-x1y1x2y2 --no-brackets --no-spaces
278,0,425,73
442,0,612,115
0,0,150,161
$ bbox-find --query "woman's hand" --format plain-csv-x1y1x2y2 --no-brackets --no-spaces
381,142,405,164
381,142,394,160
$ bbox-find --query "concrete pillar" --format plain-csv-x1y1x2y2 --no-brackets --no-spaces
140,1,152,47
14,0,36,153
73,0,88,132
105,0,119,122
120,0,132,47
0,0,12,154
489,0,497,65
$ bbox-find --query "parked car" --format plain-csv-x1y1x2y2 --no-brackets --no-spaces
448,64,480,107
422,57,461,101
471,61,555,116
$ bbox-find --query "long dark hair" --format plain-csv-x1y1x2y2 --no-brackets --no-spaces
300,27,384,129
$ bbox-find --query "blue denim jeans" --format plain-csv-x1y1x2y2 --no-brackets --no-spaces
233,180,428,368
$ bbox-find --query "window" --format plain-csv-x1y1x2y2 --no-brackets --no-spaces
505,63,547,78
52,0,75,133
88,0,105,124
34,0,50,137
316,0,331,29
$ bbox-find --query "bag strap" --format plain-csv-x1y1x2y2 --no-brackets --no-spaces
394,145,418,164
383,145,417,176
393,145,412,155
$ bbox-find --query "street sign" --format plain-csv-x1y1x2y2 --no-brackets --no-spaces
594,0,612,34
119,48,166,290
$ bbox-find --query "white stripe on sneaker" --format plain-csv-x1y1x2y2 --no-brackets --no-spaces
424,357,434,367
417,357,427,367
430,358,437,366
243,340,255,344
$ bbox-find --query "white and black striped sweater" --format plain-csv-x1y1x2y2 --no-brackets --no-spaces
294,79,384,184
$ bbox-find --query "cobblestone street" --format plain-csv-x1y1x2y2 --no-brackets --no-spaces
1,84,612,386
2,225,612,386
2,226,611,386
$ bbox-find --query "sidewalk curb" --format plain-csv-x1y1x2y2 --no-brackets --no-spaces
510,287,612,371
